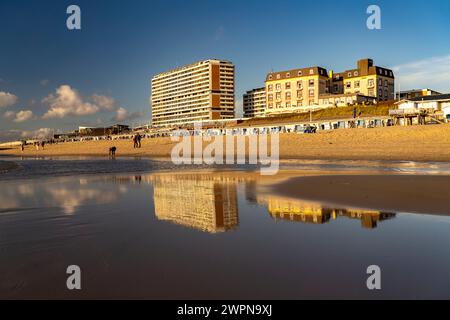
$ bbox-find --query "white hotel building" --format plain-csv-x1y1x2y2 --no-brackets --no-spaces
151,59,235,127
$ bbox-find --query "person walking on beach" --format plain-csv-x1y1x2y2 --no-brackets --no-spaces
20,141,25,152
132,135,137,148
137,133,141,148
109,146,117,158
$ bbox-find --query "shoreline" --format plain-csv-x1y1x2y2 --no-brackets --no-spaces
1,125,450,162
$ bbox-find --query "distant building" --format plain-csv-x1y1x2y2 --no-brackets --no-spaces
396,88,442,100
396,93,450,111
77,124,130,136
243,87,266,118
264,58,395,116
151,59,235,127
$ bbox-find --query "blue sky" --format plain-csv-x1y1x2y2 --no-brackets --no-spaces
1,0,450,141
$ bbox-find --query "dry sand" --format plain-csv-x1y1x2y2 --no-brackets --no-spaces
1,124,450,161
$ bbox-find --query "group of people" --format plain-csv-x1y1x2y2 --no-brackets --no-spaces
132,133,142,148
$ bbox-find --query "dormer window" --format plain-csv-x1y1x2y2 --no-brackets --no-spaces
348,72,352,77
268,75,273,80
309,69,314,75
354,71,358,77
276,74,281,79
298,71,303,76
286,72,290,77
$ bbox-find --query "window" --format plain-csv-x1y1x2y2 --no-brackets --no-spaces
276,83,281,91
379,89,383,96
297,100,303,107
354,71,359,77
285,82,291,89
268,84,273,91
268,94,273,101
268,75,273,80
309,79,314,87
276,74,281,79
309,89,315,97
309,69,314,75
368,79,374,87
308,100,314,106
348,72,352,77
379,69,383,75
276,92,281,100
346,81,351,89
298,70,303,76
276,103,282,108
333,84,338,92
286,103,291,108
368,89,374,96
268,104,273,109
297,81,303,89
379,79,382,86
384,80,388,87
354,81,360,88
285,92,291,100
286,72,290,77
384,89,388,98
297,90,302,98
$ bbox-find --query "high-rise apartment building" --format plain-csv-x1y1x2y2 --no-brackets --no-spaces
151,59,235,127
243,87,266,118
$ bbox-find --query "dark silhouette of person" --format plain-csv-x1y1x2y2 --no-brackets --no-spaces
109,146,117,158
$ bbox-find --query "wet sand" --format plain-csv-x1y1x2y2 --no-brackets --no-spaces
272,174,450,215
0,160,18,173
1,124,450,161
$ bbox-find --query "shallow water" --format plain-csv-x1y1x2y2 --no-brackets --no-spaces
1,159,450,299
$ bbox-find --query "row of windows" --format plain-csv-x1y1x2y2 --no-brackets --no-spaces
267,68,392,82
268,80,315,91
267,100,316,109
268,89,315,101
268,69,321,80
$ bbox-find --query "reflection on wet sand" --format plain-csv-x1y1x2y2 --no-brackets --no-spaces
246,182,396,229
257,195,395,229
149,175,239,233
143,173,396,232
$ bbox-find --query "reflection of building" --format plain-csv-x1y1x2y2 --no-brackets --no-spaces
151,175,239,233
256,193,395,229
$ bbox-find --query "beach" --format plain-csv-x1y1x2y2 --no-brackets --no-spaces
271,174,450,216
1,124,450,161
0,160,18,173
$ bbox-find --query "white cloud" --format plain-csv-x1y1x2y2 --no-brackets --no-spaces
3,111,15,120
92,94,115,110
0,92,18,108
0,129,22,142
14,110,34,123
20,128,54,140
115,107,142,122
393,55,450,93
42,85,99,119
3,110,34,122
